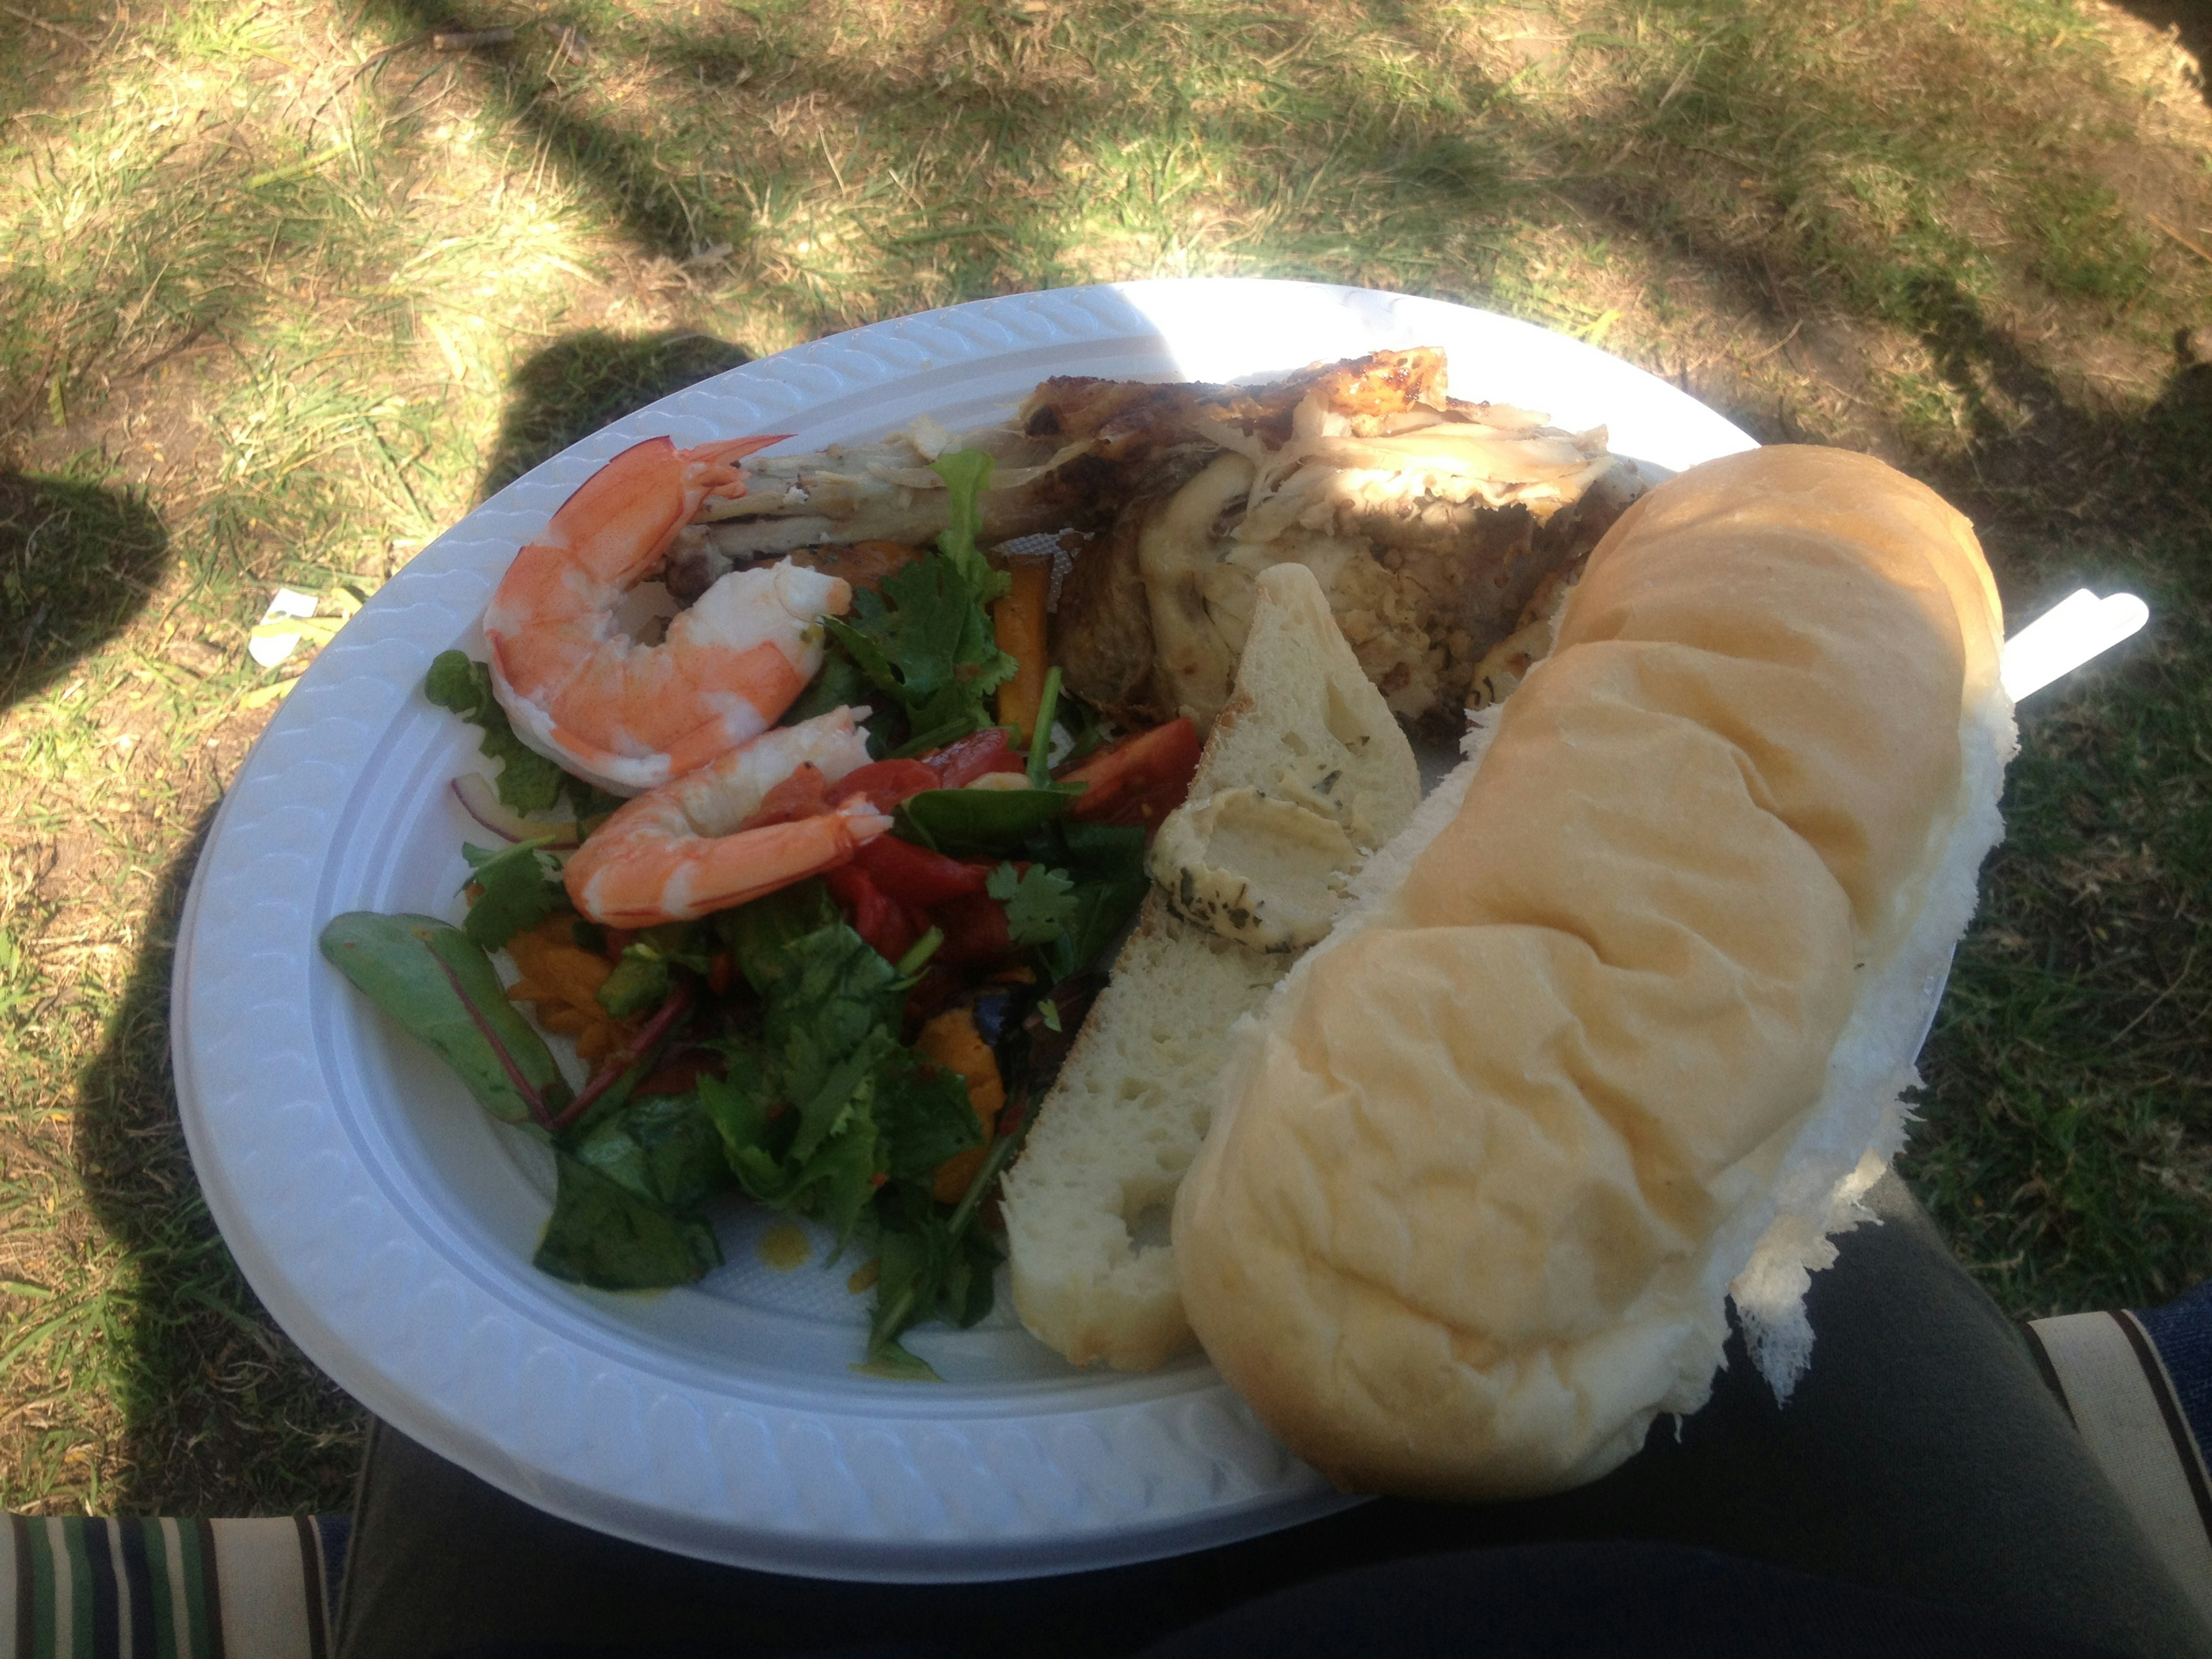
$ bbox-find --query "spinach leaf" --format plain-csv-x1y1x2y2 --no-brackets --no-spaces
423,651,620,821
533,1148,722,1290
319,912,570,1127
892,785,1078,856
459,838,560,952
573,1091,733,1213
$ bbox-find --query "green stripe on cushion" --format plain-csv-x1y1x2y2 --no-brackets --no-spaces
2,1514,347,1659
146,1520,181,1659
28,1521,56,1659
62,1519,92,1659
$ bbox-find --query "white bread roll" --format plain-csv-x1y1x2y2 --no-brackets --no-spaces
1172,445,2012,1498
1003,563,1419,1370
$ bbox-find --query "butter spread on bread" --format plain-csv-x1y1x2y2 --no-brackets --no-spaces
1173,445,2012,1497
1001,563,1420,1369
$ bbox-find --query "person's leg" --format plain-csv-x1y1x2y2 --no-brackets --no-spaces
335,1173,2210,1659
1446,1172,2212,1656
1133,1541,2127,1659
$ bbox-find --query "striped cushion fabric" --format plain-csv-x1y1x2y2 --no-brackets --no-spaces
2028,1281,2212,1627
0,1514,347,1659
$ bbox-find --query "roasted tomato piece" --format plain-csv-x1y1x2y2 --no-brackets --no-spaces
854,836,994,907
934,891,1014,967
923,726,1027,787
1059,717,1201,835
834,758,940,813
824,866,918,964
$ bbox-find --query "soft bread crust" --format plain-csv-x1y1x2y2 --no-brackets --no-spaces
1172,446,2006,1497
1003,563,1419,1370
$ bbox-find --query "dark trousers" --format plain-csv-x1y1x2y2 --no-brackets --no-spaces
334,1175,2211,1659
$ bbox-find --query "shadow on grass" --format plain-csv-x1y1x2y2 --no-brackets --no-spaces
68,804,364,1513
0,472,169,714
479,328,754,497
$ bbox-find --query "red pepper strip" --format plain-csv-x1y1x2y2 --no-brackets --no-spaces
933,891,1014,967
824,865,917,964
923,726,1027,787
740,763,832,830
853,836,994,907
706,952,734,997
1060,717,1202,836
834,758,940,813
602,927,637,961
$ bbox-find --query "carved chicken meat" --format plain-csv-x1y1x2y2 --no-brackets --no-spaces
691,348,1643,729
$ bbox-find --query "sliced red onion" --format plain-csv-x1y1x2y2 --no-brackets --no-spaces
450,773,583,850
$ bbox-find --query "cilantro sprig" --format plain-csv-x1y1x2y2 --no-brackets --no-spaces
987,862,1079,946
459,838,562,952
819,449,1018,755
699,917,993,1369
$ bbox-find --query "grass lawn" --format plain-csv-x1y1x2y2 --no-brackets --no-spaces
1,0,2207,1514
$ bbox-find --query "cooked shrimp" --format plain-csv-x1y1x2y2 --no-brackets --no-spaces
564,707,893,926
485,433,854,796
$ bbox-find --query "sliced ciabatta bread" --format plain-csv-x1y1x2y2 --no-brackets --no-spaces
1002,563,1419,1370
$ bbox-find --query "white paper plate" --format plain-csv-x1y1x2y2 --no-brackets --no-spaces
171,279,1756,1581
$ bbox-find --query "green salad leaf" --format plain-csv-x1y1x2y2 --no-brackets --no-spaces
596,919,718,1017
988,862,1079,946
817,450,1018,753
891,784,1079,856
318,912,570,1127
459,838,561,952
573,1090,734,1214
424,650,622,821
696,915,987,1357
865,1187,1002,1369
718,878,841,996
534,1147,722,1290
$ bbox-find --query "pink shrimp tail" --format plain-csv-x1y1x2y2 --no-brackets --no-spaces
567,798,893,927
